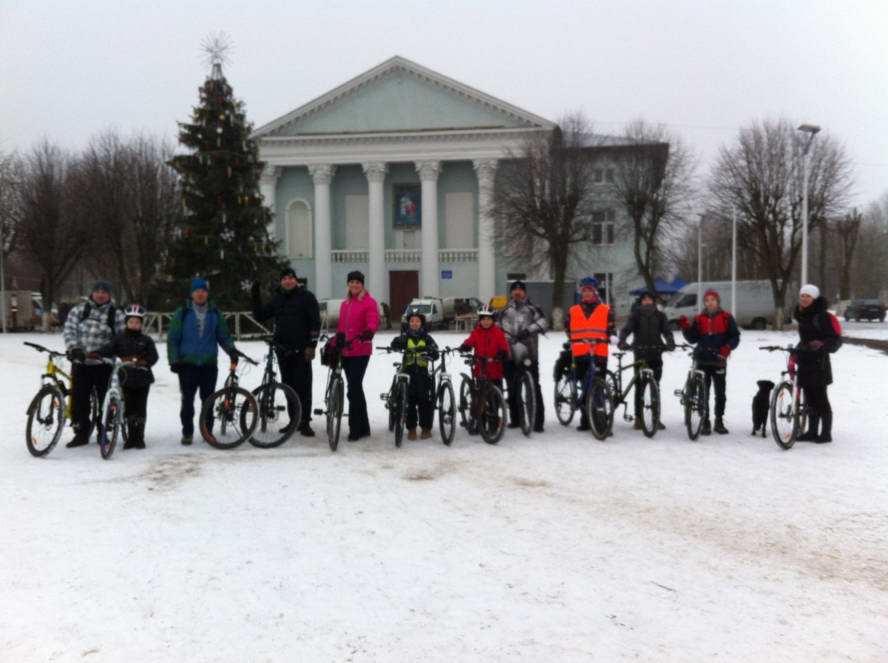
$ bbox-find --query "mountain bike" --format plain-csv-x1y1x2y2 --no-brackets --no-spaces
503,331,537,437
552,338,614,440
377,346,413,448
24,342,98,458
608,346,663,438
248,336,302,448
199,349,260,449
314,334,351,452
457,354,507,444
432,347,458,445
673,343,708,440
759,345,809,450
95,357,132,460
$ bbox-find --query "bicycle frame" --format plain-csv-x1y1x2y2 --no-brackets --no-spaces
609,351,656,421
674,346,707,408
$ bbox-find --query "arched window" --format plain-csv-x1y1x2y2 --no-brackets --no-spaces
287,200,313,259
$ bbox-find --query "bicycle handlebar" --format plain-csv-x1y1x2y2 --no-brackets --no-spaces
23,341,66,358
758,345,795,353
231,349,259,366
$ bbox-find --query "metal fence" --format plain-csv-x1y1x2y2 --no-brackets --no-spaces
143,311,271,341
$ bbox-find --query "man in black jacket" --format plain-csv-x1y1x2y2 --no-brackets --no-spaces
618,292,675,430
252,268,321,436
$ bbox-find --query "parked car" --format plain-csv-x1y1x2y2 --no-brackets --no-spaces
663,280,774,330
844,298,886,322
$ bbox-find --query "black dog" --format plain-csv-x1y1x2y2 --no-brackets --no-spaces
751,380,775,437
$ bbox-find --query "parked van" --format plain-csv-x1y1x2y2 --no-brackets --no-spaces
401,297,446,329
663,280,774,330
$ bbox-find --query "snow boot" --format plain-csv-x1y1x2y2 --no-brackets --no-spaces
700,418,712,435
796,415,820,442
66,431,90,448
299,423,316,437
714,417,729,435
180,434,193,446
814,413,833,443
124,417,140,449
407,428,418,441
420,429,433,440
633,418,644,431
577,411,591,432
657,421,666,431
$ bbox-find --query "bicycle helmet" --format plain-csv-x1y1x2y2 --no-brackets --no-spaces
406,308,426,326
124,304,146,320
477,304,495,319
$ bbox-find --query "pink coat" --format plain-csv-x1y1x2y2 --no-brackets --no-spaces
337,290,379,357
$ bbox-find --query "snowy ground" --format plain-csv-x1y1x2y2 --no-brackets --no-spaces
1,329,886,662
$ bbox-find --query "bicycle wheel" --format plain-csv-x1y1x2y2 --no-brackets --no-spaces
387,377,397,432
586,377,614,441
458,377,476,434
394,380,408,448
554,373,576,426
684,374,708,441
517,371,535,437
437,381,456,445
200,386,258,449
479,385,506,445
604,370,620,411
638,375,660,439
248,383,301,449
327,376,344,452
99,395,122,460
770,381,798,450
25,385,65,457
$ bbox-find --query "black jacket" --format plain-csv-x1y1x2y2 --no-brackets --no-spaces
619,303,674,361
98,330,159,384
253,285,321,351
793,296,842,388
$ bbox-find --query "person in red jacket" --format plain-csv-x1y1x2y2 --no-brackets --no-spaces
459,304,510,388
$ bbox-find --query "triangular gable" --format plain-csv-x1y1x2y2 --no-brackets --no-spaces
254,56,554,138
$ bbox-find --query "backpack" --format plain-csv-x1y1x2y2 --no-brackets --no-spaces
81,302,117,333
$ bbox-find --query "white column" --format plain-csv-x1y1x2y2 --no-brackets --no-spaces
259,166,281,242
474,159,498,303
363,162,388,303
416,160,441,297
309,164,335,300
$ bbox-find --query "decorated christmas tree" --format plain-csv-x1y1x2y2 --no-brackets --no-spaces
167,35,286,308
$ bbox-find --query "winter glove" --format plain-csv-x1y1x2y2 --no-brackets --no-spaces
458,343,471,354
677,315,690,331
808,340,824,351
718,345,732,359
304,347,316,362
170,363,182,374
68,348,86,363
665,341,676,352
334,332,346,347
359,330,374,342
86,352,101,360
617,340,629,351
516,329,531,342
495,349,509,361
428,349,440,362
389,337,404,351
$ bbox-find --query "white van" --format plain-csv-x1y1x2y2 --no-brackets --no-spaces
663,280,774,330
400,297,446,329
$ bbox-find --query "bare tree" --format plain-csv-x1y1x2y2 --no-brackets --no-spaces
490,113,603,319
851,195,888,299
709,118,853,327
610,120,696,296
831,208,862,300
0,150,23,261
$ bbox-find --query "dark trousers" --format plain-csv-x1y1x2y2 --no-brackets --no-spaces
178,364,218,436
71,363,112,435
504,360,545,430
803,385,832,416
701,365,727,418
124,386,150,419
633,358,663,418
343,356,371,437
406,369,434,430
575,356,608,426
277,350,312,425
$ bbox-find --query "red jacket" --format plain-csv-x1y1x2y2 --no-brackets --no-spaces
337,290,379,357
463,323,510,380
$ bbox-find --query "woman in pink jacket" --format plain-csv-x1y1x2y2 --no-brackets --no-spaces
337,271,379,441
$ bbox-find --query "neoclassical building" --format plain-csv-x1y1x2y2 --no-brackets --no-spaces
254,56,642,316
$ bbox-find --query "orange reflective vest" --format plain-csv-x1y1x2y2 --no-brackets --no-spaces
569,303,610,358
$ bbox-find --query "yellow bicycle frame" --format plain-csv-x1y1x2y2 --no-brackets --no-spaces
44,356,75,420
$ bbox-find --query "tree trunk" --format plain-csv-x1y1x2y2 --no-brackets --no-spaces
551,250,569,331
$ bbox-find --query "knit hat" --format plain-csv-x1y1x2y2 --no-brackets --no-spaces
579,276,599,290
347,271,365,284
510,280,527,293
190,278,209,293
799,284,820,299
93,280,113,294
703,289,720,301
637,291,655,304
280,267,298,280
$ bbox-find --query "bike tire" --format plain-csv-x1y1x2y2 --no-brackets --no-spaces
458,376,476,434
769,381,798,450
638,375,660,438
394,380,407,448
479,385,506,445
199,386,259,450
586,377,614,441
328,376,344,452
437,381,456,445
25,385,65,458
99,395,122,460
387,376,397,432
518,371,535,437
684,374,707,441
248,383,302,449
554,373,576,426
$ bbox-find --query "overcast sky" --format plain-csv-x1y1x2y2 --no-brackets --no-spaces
2,0,886,207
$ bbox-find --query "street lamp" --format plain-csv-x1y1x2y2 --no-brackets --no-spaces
797,123,821,286
697,213,705,313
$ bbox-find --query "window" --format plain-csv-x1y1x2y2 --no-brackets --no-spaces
593,169,604,183
287,200,313,259
675,294,697,308
590,210,616,246
605,168,615,183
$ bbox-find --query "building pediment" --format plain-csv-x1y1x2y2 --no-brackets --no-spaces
253,56,554,139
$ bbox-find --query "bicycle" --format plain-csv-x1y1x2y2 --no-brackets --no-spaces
432,347,458,445
313,334,352,452
24,342,99,458
607,346,663,438
199,349,260,449
457,354,507,444
377,346,413,448
672,343,708,440
552,338,614,440
759,345,809,450
248,336,303,449
502,331,537,437
95,357,135,460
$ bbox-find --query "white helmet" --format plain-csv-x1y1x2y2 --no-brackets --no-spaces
477,304,495,319
124,304,146,320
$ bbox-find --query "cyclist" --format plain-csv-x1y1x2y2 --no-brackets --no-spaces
498,280,548,432
459,305,510,432
566,277,615,432
96,305,158,449
678,289,740,435
62,280,126,447
618,291,674,430
389,309,439,440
